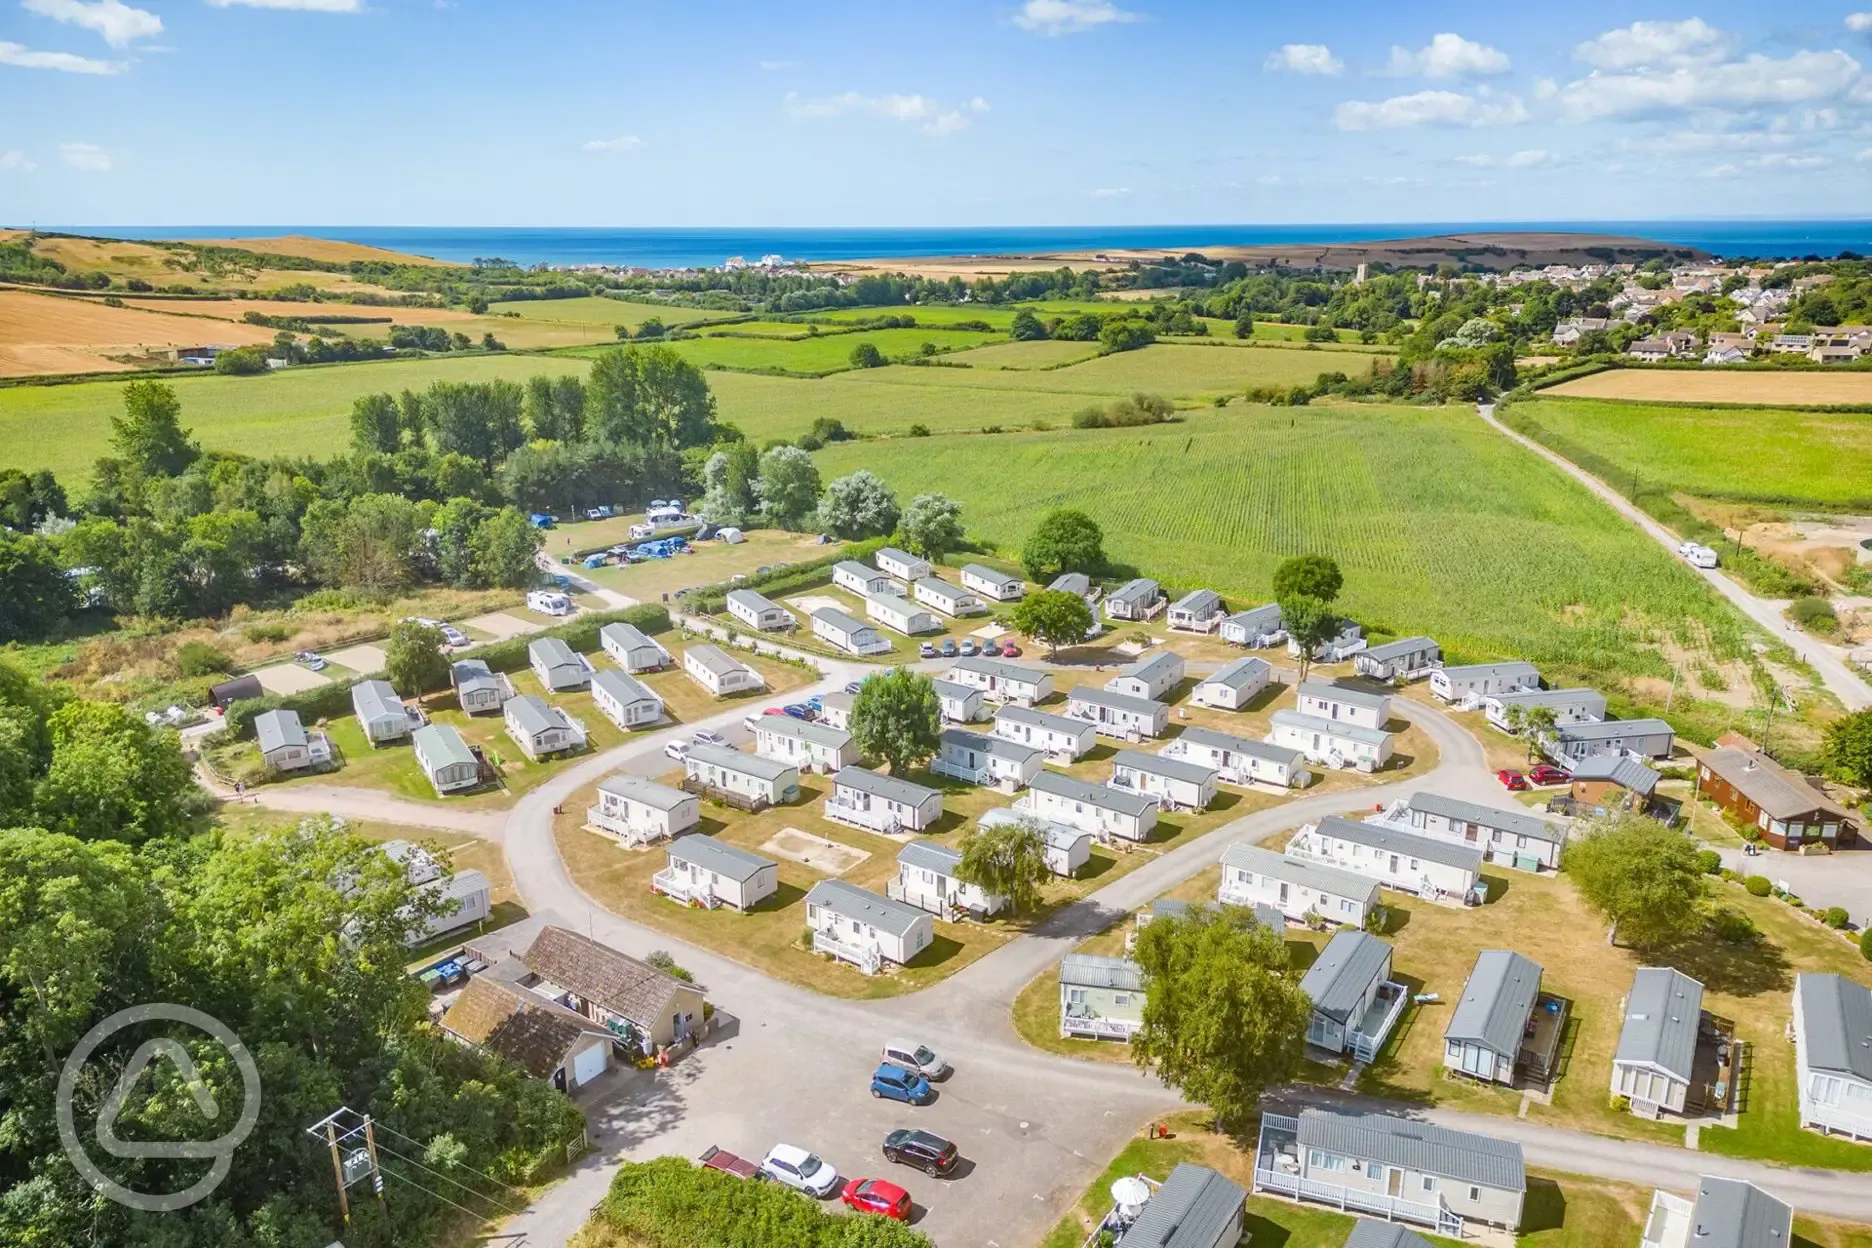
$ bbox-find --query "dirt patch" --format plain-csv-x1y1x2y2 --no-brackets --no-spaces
760,827,870,876
173,235,449,267
120,297,476,326
1545,369,1872,406
253,662,333,695
0,289,274,376
788,595,844,616
325,642,387,674
460,612,536,641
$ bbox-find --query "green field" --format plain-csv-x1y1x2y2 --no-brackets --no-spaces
943,339,1102,369
488,296,728,326
1513,397,1872,510
816,404,1754,678
705,370,1093,442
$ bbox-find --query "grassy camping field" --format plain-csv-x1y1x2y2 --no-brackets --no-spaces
815,404,1753,680
1510,397,1872,510
487,295,731,327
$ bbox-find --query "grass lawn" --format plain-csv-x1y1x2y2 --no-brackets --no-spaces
634,643,817,726
814,403,1765,698
943,339,1103,370
488,296,732,327
1510,397,1872,511
708,368,1097,442
657,326,1007,373
578,530,839,602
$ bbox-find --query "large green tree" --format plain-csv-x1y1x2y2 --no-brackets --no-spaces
299,492,428,594
953,815,1049,915
0,530,74,644
1020,509,1104,581
701,442,761,526
816,470,900,540
1130,908,1311,1130
471,506,545,589
31,700,197,845
1271,553,1343,604
1824,710,1872,788
1279,593,1338,683
587,345,717,447
1565,812,1708,948
349,392,403,454
1010,589,1094,657
848,668,941,777
897,493,964,562
385,621,452,700
755,446,822,530
111,380,199,478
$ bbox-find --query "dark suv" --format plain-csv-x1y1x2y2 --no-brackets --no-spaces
882,1128,959,1177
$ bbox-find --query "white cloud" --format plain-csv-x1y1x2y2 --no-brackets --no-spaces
1454,148,1560,168
0,149,34,171
758,59,796,71
784,90,986,134
1554,50,1864,123
59,140,113,170
1254,173,1283,185
1846,12,1872,32
1088,187,1130,197
582,135,645,152
1748,152,1829,169
1363,174,1426,185
1384,33,1510,78
1012,0,1138,36
0,39,120,72
22,0,161,47
1698,162,1738,178
1335,86,1527,130
1263,43,1341,76
1859,146,1872,161
1574,18,1735,69
203,0,362,10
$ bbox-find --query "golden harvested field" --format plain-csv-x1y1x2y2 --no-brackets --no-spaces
118,297,473,326
0,289,274,377
175,234,448,266
1545,368,1872,406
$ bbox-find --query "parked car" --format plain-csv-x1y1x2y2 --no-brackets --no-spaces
939,639,959,658
698,1146,764,1181
881,1128,959,1178
782,703,813,721
439,625,469,648
919,642,937,658
958,639,980,657
693,729,728,748
841,1177,912,1221
844,681,864,695
870,1063,933,1106
743,713,763,732
664,740,692,762
760,1144,839,1197
763,706,788,717
1527,764,1570,786
1000,641,1022,657
982,639,1002,657
294,650,327,671
881,1039,949,1081
1496,769,1529,792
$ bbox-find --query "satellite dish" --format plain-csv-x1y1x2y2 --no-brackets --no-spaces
1111,1175,1152,1219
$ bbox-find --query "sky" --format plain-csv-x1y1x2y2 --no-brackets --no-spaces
2,0,1870,226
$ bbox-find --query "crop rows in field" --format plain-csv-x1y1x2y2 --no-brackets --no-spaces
488,296,731,326
1516,397,1872,510
814,405,1753,679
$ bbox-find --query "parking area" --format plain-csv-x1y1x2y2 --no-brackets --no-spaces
252,660,332,695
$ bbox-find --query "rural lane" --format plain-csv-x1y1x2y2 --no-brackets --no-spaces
1481,403,1872,711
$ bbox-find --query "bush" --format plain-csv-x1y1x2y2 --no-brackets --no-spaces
1710,907,1759,945
849,342,887,369
213,346,269,375
646,950,694,983
596,1155,933,1247
174,640,232,677
1789,596,1839,634
1861,928,1872,961
1695,849,1722,875
1824,906,1851,929
1744,874,1773,897
907,424,930,437
1303,324,1338,342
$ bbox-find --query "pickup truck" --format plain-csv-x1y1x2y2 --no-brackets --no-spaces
698,1145,764,1181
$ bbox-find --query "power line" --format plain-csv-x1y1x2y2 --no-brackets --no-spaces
370,1138,526,1218
370,1119,530,1202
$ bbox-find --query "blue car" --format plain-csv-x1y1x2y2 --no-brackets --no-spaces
782,703,813,720
870,1063,934,1106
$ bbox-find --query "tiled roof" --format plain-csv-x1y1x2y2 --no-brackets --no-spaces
521,926,688,1028
441,975,610,1080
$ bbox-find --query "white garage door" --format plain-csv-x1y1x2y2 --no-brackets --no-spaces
572,1041,607,1086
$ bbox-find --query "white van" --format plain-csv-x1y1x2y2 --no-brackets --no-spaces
527,590,573,616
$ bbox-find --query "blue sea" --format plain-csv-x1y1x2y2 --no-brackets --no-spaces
70,221,1872,270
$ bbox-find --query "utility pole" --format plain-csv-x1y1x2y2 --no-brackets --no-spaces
323,1117,350,1224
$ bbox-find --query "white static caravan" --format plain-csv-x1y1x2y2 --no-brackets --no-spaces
1191,657,1272,710
978,806,1092,877
912,576,986,618
587,774,699,847
1793,972,1872,1142
1287,815,1482,902
930,677,984,724
1353,635,1442,682
1218,843,1378,928
725,588,795,632
1066,686,1170,740
529,637,593,693
1049,571,1100,608
351,679,413,745
1430,661,1541,704
590,669,663,730
1383,793,1568,872
503,695,587,760
894,839,1006,918
656,834,778,911
1220,603,1284,648
959,562,1024,602
452,658,511,715
683,743,800,807
413,723,480,795
1110,749,1218,812
874,546,931,584
1443,950,1544,1086
811,607,893,657
933,728,1045,789
1610,967,1705,1118
1546,718,1675,763
1104,577,1164,622
1161,726,1309,789
816,690,854,731
682,644,763,697
863,591,941,637
753,715,858,774
1105,650,1185,701
255,709,314,773
1484,688,1607,732
995,703,1097,762
1290,620,1366,663
804,879,933,974
832,559,896,597
1166,588,1226,633
600,621,670,673
1268,710,1395,770
948,656,1053,706
825,766,945,835
1295,680,1392,731
1021,769,1159,843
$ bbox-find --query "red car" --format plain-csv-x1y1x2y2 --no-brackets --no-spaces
1000,642,1022,657
1496,769,1529,791
842,1177,912,1220
1527,764,1570,786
